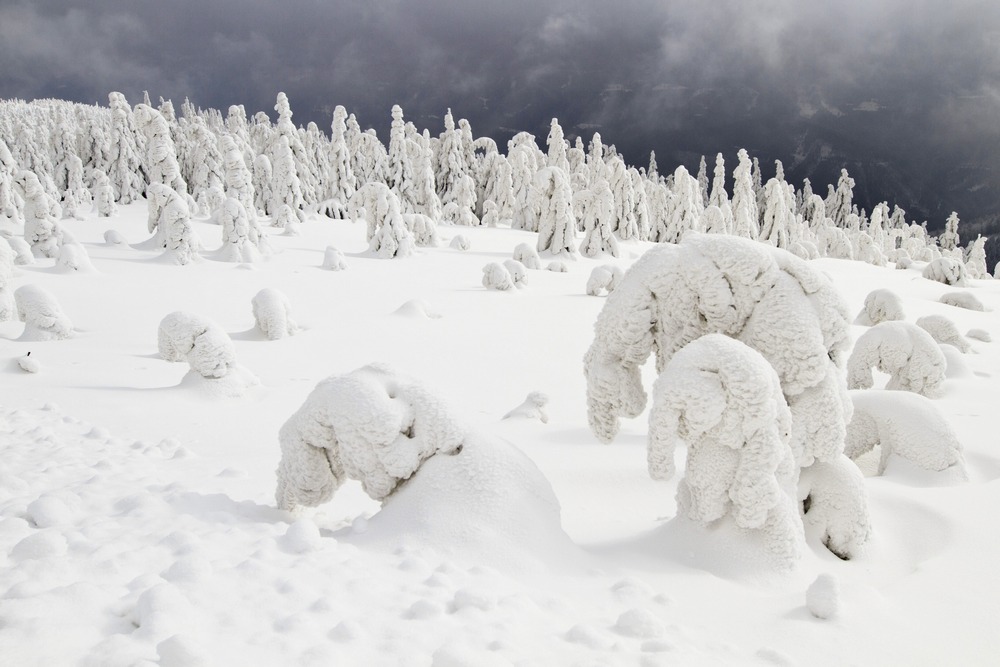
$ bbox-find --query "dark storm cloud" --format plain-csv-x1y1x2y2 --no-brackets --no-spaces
1,0,998,225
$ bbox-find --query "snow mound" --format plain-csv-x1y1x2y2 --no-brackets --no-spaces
449,234,470,251
854,288,903,326
845,390,966,482
322,246,347,271
104,229,127,245
393,299,442,319
55,243,96,273
940,291,984,311
916,314,971,353
806,574,840,619
502,391,549,423
16,353,40,373
252,288,299,340
967,328,991,342
482,262,514,291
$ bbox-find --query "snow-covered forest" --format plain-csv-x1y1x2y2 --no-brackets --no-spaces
1,91,998,665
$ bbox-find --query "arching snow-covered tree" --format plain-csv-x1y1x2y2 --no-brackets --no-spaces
648,334,803,567
583,234,869,558
846,321,946,396
15,284,73,340
916,314,971,353
922,257,967,286
532,166,577,256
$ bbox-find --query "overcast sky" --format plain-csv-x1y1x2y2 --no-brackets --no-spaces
2,0,998,224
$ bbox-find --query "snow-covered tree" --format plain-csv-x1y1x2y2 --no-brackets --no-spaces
133,104,187,195
846,321,946,396
146,183,200,265
216,198,260,263
269,135,305,219
157,311,246,382
386,105,417,213
0,138,24,227
252,288,298,340
579,180,620,258
828,169,855,229
106,92,145,203
482,262,515,290
854,289,904,326
327,105,357,211
532,166,576,256
648,334,802,567
607,157,637,240
350,182,415,258
964,235,988,279
916,314,971,353
546,118,570,174
16,170,63,258
15,284,73,340
845,390,966,479
938,211,960,251
696,155,709,208
586,264,624,296
922,257,967,286
731,149,758,239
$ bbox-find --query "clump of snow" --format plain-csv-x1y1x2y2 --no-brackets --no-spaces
449,234,470,251
922,258,967,286
967,328,991,342
940,291,984,311
614,608,666,639
55,243,96,273
806,574,840,619
15,284,74,341
916,314,971,353
482,262,515,291
845,390,966,480
502,391,549,423
103,229,127,245
854,288,904,326
513,242,542,270
16,353,40,373
648,334,803,567
157,311,240,379
281,518,323,554
403,213,439,247
847,321,946,396
392,300,441,319
798,456,871,560
251,288,298,340
322,246,348,271
546,261,568,273
275,364,466,510
6,235,34,265
586,264,624,296
503,259,528,288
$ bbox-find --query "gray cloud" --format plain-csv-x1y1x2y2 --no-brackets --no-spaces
1,0,998,226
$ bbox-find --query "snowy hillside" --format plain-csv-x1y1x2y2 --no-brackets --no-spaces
1,204,999,665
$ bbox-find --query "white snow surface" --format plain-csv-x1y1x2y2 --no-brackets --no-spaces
1,205,1000,665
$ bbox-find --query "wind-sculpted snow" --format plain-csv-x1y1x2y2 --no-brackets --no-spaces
855,288,904,326
847,321,947,396
647,335,803,567
275,365,465,510
845,390,966,480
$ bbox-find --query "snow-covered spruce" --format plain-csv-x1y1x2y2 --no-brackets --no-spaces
0,235,14,321
16,170,63,258
586,265,624,296
216,198,260,263
14,284,73,340
916,315,972,353
513,243,542,270
449,234,470,251
146,183,201,265
482,262,515,291
156,311,237,379
275,364,466,510
351,182,415,259
846,321,947,396
322,246,347,271
503,259,528,288
502,391,549,423
274,203,300,236
922,257,967,286
940,291,984,311
845,390,966,479
854,288,904,326
403,213,439,247
648,334,803,567
251,288,298,340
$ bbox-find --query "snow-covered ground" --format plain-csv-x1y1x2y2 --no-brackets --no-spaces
2,205,999,666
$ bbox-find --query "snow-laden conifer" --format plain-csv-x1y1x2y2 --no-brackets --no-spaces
846,321,946,396
854,289,904,326
533,167,577,256
15,284,73,340
252,288,298,340
916,314,971,353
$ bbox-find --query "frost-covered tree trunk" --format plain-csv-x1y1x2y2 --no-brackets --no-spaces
533,167,577,256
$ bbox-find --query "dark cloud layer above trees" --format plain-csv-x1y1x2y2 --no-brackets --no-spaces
2,0,998,228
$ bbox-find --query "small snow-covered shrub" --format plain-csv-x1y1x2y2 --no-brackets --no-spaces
648,335,802,567
54,243,96,273
854,288,904,326
252,288,298,340
916,314,971,353
547,261,568,273
482,262,514,291
502,391,549,423
894,252,913,270
967,329,991,342
274,204,299,235
322,246,347,271
798,456,871,560
103,230,127,246
940,291,984,311
586,265,624,296
513,243,542,269
217,198,261,263
847,321,946,396
503,259,528,288
6,236,34,265
922,257,967,286
449,234,470,251
157,311,236,378
275,364,466,510
14,284,73,340
403,213,439,247
845,390,966,479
